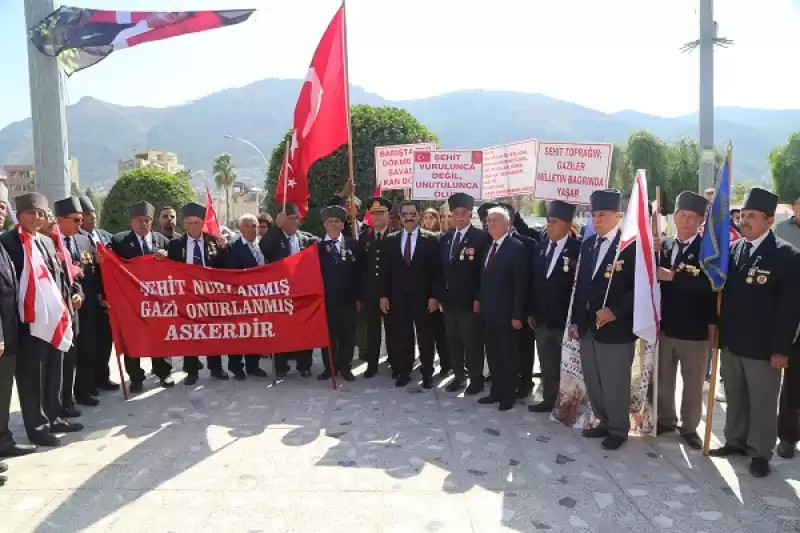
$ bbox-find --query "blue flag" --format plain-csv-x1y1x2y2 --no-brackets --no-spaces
582,215,595,240
699,153,732,291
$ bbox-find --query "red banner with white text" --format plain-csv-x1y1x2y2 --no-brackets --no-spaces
100,246,329,358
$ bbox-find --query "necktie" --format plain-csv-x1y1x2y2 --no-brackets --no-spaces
332,240,340,264
544,240,557,274
376,232,382,242
141,236,151,255
193,239,204,266
450,231,462,260
591,237,607,274
249,242,264,266
740,241,753,268
674,240,687,268
486,242,498,269
64,236,77,261
403,232,412,265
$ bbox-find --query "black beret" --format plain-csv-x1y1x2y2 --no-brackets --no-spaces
128,201,155,219
321,205,347,222
180,202,206,220
742,187,779,217
546,200,577,223
284,202,300,217
53,197,82,218
589,189,621,213
78,195,96,213
675,191,709,217
448,193,474,212
15,192,48,214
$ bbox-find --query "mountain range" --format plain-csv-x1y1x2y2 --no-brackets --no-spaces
1,78,795,191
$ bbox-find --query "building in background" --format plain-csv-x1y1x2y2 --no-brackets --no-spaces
210,181,263,228
69,156,80,192
1,156,81,201
118,149,184,177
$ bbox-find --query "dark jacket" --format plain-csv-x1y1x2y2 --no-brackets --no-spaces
318,236,364,308
531,235,581,330
439,225,491,311
512,213,543,242
0,243,19,354
109,230,170,260
228,237,263,269
358,226,390,304
720,231,800,360
166,233,229,268
380,228,441,307
478,236,528,325
259,224,317,263
81,228,113,246
570,230,636,344
658,235,715,341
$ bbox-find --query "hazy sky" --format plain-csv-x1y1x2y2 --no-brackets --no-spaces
1,0,798,131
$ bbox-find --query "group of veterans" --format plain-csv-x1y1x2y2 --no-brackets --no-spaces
0,181,798,488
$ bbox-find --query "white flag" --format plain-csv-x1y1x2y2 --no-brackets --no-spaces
18,228,73,352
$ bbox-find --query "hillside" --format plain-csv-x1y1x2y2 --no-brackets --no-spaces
0,78,793,190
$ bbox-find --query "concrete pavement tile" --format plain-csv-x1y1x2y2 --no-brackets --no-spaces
0,490,61,532
16,489,137,533
383,492,472,531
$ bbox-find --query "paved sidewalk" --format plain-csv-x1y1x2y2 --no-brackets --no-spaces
1,354,799,533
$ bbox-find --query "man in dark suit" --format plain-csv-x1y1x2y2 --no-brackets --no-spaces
227,213,268,380
167,202,231,385
358,197,393,377
440,193,490,394
380,201,442,388
53,197,100,413
0,214,37,465
0,193,83,447
476,206,528,411
107,201,174,392
710,188,800,477
318,205,364,381
569,189,636,451
655,191,714,450
259,203,318,377
78,195,118,393
528,200,581,413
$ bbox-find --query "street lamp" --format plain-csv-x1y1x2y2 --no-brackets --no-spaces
223,134,270,173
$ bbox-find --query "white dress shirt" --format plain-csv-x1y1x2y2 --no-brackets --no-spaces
243,237,264,266
545,234,569,278
592,227,619,277
744,229,771,256
186,237,206,266
670,234,697,267
485,233,507,267
139,232,154,254
284,231,301,255
400,228,420,259
324,234,344,256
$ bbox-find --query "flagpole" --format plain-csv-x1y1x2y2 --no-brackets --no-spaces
651,185,662,438
702,145,732,456
282,139,290,213
341,0,357,233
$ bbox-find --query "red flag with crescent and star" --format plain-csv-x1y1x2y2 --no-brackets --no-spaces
275,4,348,219
203,186,221,236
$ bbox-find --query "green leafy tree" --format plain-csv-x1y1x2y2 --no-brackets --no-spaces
730,183,752,205
534,199,548,217
769,132,800,203
101,167,195,233
626,130,669,202
608,143,633,194
213,154,236,225
174,168,193,181
265,105,438,235
662,138,701,213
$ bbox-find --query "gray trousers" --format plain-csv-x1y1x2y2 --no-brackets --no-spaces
657,333,708,434
16,336,63,436
535,326,563,407
580,332,635,438
444,308,484,382
721,348,782,459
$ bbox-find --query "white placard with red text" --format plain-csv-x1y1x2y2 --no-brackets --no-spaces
534,142,612,205
482,140,537,198
411,150,483,200
375,143,436,190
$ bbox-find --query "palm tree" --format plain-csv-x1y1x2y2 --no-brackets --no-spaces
212,154,236,225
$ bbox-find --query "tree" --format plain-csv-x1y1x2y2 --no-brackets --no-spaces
534,199,548,217
769,132,800,204
662,138,700,213
70,181,80,197
731,183,752,205
626,130,669,204
213,154,236,226
101,167,196,233
265,105,438,234
608,143,633,194
174,168,193,181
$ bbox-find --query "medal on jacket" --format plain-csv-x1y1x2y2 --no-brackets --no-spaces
562,256,569,272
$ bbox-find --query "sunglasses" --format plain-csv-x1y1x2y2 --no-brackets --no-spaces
400,212,417,217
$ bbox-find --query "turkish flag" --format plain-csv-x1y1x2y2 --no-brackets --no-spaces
729,224,741,243
362,184,382,227
275,5,348,219
203,186,221,236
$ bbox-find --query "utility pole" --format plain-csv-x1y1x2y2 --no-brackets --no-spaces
24,0,71,202
681,0,733,193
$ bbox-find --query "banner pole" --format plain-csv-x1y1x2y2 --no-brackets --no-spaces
703,292,723,455
116,353,128,401
341,0,357,234
651,186,662,438
282,140,290,214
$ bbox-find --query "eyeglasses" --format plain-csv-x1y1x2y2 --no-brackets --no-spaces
400,212,417,217
68,216,83,223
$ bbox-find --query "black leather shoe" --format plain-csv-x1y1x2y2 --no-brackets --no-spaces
51,420,83,433
657,424,676,436
95,381,120,392
61,406,82,418
28,432,60,447
210,370,230,381
422,376,434,389
247,368,268,378
300,369,312,378
498,403,514,412
129,381,144,393
0,462,6,473
89,388,99,397
749,458,770,478
709,444,747,457
680,432,703,450
0,444,36,458
436,369,452,379
317,370,332,381
159,376,175,388
516,388,532,400
340,370,356,382
391,370,399,380
232,370,247,381
364,366,378,378
76,396,99,407
478,395,498,405
464,382,484,396
184,374,198,386
601,435,626,450
445,379,465,392
395,375,411,387
582,427,609,439
528,403,553,413
777,440,796,459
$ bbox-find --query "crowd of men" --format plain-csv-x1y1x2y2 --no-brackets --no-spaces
0,180,798,487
